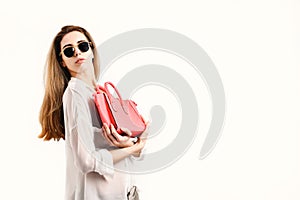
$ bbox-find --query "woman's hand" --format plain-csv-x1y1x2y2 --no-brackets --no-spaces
104,122,150,163
102,123,134,148
129,121,150,157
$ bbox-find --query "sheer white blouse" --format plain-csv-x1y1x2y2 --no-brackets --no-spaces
63,77,134,200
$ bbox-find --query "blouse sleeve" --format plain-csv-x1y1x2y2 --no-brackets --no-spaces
63,88,114,178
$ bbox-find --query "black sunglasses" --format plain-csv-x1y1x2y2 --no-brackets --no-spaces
60,41,92,58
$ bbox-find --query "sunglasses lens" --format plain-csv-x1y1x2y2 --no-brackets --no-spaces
78,42,90,53
63,47,75,58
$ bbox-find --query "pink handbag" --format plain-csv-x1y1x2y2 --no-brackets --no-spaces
94,82,146,137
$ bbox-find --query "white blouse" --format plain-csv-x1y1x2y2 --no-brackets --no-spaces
63,77,134,200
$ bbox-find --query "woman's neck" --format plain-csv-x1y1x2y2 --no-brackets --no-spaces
71,72,97,90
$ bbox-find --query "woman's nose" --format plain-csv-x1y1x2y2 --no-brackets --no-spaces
73,47,81,57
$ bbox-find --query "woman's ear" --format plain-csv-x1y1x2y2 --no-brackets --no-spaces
61,60,67,67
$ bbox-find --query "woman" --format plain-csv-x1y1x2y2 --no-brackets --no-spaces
39,25,147,200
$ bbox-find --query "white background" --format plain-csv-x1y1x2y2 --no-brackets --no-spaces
0,0,299,199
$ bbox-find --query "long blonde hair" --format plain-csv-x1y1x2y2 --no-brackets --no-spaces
39,25,100,141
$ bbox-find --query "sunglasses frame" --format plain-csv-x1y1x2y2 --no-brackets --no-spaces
59,41,93,58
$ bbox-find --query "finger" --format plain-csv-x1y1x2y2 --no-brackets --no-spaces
102,124,112,140
138,137,146,147
103,124,119,146
101,124,109,137
108,133,118,144
120,127,132,137
141,115,150,126
140,123,150,140
141,115,147,124
102,127,114,146
110,124,122,142
145,122,150,130
102,123,110,134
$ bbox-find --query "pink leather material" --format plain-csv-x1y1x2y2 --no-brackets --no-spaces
94,82,146,137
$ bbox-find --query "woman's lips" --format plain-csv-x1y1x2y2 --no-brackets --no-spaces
75,58,86,64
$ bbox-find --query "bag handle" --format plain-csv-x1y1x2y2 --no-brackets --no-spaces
95,85,106,94
104,82,127,113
